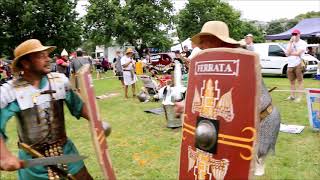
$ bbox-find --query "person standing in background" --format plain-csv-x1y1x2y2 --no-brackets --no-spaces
56,49,70,77
285,29,307,103
245,34,255,51
71,48,91,74
187,42,202,61
121,48,137,98
113,51,124,86
182,45,191,58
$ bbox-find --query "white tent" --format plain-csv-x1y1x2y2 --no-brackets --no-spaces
170,38,192,52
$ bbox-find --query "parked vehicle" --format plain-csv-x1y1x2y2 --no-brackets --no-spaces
150,53,175,66
253,43,319,76
148,53,175,74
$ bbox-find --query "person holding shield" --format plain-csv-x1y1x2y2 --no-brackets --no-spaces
0,39,93,179
176,21,280,177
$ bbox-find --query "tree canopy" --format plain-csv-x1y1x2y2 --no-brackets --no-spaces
0,0,82,58
175,0,265,42
85,0,174,55
266,11,320,35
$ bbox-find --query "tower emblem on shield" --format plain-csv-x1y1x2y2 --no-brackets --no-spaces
192,79,234,122
188,147,230,180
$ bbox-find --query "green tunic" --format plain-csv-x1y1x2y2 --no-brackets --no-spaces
0,76,85,179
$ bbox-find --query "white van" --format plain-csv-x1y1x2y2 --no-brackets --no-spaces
253,43,319,76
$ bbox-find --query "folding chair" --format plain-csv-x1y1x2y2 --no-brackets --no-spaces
139,75,159,95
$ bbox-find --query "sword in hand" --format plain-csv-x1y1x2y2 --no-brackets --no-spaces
20,155,87,169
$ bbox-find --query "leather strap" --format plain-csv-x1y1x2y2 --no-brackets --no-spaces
260,103,273,120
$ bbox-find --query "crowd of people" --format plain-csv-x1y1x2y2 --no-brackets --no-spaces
52,48,92,78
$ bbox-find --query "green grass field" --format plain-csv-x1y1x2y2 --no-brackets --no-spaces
1,72,319,180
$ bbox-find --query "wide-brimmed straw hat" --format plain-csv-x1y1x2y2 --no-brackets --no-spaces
126,48,134,54
13,39,56,72
191,21,239,45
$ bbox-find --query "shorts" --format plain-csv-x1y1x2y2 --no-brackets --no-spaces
96,65,103,72
287,64,303,81
116,71,123,81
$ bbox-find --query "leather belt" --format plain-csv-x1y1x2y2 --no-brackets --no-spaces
260,103,273,120
30,137,68,152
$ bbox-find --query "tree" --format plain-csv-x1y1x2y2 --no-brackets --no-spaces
239,21,265,43
266,11,320,35
85,0,174,56
176,0,247,41
295,11,320,20
265,18,290,35
81,38,96,57
0,0,82,58
84,0,119,46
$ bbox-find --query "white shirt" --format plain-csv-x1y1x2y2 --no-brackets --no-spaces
142,58,147,64
120,55,135,70
286,39,307,67
188,47,202,60
246,43,255,51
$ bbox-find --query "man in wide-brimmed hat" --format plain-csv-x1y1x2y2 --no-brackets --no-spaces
121,47,137,98
0,39,93,179
175,21,280,177
175,21,241,114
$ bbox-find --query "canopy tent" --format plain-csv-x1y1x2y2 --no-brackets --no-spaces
266,18,320,40
170,38,192,52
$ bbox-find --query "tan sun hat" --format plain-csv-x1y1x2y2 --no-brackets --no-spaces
13,39,56,72
126,48,134,54
191,21,239,45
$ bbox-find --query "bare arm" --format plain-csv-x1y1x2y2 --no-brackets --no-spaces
286,36,297,56
122,61,132,68
286,43,304,57
81,103,90,120
61,61,70,67
286,42,294,56
289,49,304,56
0,138,22,171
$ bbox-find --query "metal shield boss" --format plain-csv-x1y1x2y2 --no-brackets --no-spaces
179,48,260,180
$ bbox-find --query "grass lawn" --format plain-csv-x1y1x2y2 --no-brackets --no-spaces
1,72,319,180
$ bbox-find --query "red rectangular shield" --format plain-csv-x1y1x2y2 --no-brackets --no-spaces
77,64,116,180
179,48,260,180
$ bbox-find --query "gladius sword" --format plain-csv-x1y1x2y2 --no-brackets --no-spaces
20,155,86,168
